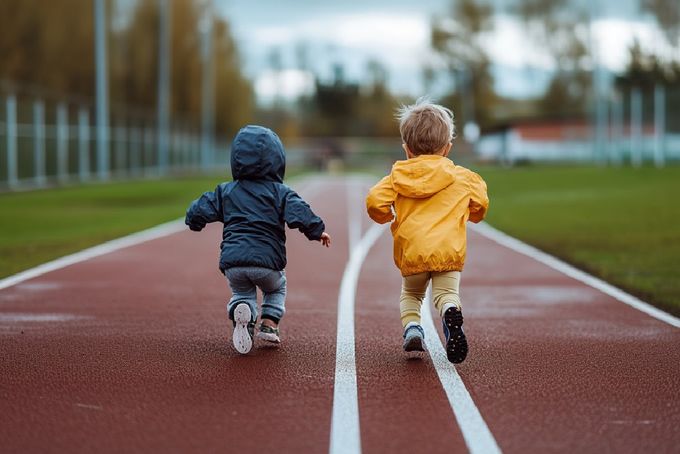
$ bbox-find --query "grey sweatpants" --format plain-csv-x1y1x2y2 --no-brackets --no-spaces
225,267,287,323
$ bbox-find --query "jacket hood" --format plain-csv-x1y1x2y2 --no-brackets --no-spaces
231,125,285,182
390,155,456,198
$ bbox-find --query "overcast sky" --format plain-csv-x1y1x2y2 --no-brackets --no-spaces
217,0,667,103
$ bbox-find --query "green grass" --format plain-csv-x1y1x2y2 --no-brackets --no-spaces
478,165,680,315
0,176,227,278
2,166,679,317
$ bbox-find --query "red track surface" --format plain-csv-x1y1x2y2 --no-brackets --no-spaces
1,176,679,453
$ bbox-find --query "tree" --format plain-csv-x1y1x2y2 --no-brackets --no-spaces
114,0,252,135
642,0,680,51
0,0,253,137
512,0,592,117
0,0,95,99
430,0,498,130
615,40,680,130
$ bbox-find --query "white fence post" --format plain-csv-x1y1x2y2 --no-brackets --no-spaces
144,126,153,174
115,124,127,176
194,133,201,169
610,93,624,166
594,90,608,164
130,126,141,176
183,131,191,168
78,108,90,182
653,84,666,168
33,100,46,187
6,95,18,189
630,88,642,168
56,102,69,184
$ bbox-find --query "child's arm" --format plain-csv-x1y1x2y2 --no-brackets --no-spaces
283,189,326,241
185,186,223,232
467,172,489,223
366,176,396,224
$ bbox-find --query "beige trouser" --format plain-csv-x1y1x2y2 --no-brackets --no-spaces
400,271,461,327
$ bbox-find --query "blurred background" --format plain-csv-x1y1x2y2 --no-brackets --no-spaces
1,0,679,313
0,0,679,186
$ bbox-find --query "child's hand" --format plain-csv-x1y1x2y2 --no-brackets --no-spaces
320,232,331,247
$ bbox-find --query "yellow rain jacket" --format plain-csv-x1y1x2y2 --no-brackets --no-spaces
366,154,489,276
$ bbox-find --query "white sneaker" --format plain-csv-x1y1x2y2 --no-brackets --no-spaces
232,303,254,354
256,323,281,344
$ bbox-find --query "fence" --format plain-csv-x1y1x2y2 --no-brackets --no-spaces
477,130,680,165
0,93,230,191
477,83,680,166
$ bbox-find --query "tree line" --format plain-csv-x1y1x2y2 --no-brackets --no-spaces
0,0,253,137
1,0,678,138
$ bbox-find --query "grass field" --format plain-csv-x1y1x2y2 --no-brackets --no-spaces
2,166,679,316
0,176,225,278
479,165,680,315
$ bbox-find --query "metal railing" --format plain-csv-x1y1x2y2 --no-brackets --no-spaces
0,94,228,191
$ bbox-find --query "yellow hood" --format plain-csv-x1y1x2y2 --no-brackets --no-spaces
390,155,456,199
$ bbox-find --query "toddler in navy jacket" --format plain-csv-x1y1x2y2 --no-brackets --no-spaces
185,125,331,354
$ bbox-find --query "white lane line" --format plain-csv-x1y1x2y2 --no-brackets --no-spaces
472,222,680,329
329,222,387,454
0,176,320,293
0,220,185,291
422,287,502,454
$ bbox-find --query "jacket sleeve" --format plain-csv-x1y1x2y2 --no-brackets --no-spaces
467,171,489,224
283,189,325,241
185,185,223,232
366,175,395,224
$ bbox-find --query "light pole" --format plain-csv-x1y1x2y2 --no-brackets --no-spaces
157,0,171,174
94,0,109,180
200,0,215,171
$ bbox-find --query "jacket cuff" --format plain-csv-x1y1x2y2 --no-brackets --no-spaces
306,221,325,241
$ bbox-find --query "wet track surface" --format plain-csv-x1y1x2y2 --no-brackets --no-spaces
1,176,679,453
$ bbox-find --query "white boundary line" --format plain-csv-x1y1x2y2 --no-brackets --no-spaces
329,222,388,454
422,287,502,454
471,222,680,329
0,219,185,291
0,176,320,293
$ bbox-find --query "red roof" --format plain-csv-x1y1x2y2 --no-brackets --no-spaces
512,121,655,141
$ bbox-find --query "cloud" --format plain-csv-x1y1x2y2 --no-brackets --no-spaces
226,4,673,100
254,69,316,104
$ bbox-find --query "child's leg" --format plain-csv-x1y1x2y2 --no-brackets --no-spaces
433,270,467,364
399,272,430,327
225,267,258,321
252,269,286,326
431,271,461,317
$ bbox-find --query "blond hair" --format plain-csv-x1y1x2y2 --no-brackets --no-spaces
397,98,455,156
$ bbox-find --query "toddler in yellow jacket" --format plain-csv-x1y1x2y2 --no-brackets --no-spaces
366,99,489,363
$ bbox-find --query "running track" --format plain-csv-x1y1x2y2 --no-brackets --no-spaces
1,176,679,453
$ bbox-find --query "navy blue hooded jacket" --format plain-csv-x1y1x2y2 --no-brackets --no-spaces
185,125,325,272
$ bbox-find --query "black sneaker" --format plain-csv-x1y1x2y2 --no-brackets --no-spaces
442,306,468,363
232,303,255,354
402,324,426,352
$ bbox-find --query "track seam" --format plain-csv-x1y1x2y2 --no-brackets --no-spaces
472,222,680,329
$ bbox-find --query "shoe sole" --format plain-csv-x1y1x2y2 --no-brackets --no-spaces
403,334,425,352
444,307,468,364
256,331,281,344
233,304,253,354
